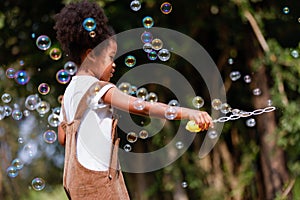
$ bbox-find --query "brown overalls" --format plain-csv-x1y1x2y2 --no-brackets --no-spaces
60,81,130,200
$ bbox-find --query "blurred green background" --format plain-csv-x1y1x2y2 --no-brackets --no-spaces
0,0,300,199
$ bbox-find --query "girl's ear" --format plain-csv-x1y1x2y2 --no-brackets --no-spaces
85,49,96,62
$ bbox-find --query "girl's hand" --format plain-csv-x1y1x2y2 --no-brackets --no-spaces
187,110,213,132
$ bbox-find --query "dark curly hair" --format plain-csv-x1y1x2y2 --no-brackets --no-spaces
53,0,115,65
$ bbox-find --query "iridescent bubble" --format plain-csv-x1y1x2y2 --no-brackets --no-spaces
243,75,252,83
168,99,180,107
158,49,171,61
151,38,163,51
56,69,71,84
142,16,154,29
19,60,25,66
0,106,6,120
192,96,204,109
35,101,50,116
220,103,231,114
47,113,60,127
136,87,148,99
267,99,273,106
208,130,218,139
118,82,132,94
6,68,15,79
228,58,234,65
175,141,184,150
141,31,153,43
165,106,177,120
43,130,57,144
6,166,18,178
124,144,132,152
52,107,61,115
133,98,146,110
89,31,96,38
130,0,141,12
38,83,50,95
18,137,24,144
2,93,12,103
291,50,299,58
139,130,148,139
246,118,256,127
49,48,62,60
82,17,96,32
143,43,153,53
14,70,30,85
252,88,262,96
11,158,24,170
282,6,290,14
64,61,77,75
57,95,63,104
4,105,12,116
36,35,51,50
146,92,158,103
229,71,241,81
23,110,30,117
125,55,136,68
147,50,157,61
25,94,41,110
160,2,172,14
130,85,137,96
181,181,188,188
31,177,46,191
12,109,23,120
127,132,138,143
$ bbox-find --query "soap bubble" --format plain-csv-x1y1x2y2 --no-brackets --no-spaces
89,31,96,38
18,137,24,144
38,83,50,95
220,103,231,114
64,61,77,75
43,130,57,144
124,144,132,152
282,6,290,14
147,50,157,61
11,158,24,170
243,75,252,83
252,88,262,96
82,17,96,32
36,35,51,50
142,16,154,29
56,69,71,84
130,0,141,11
6,68,15,79
52,107,61,115
267,99,273,106
136,87,148,99
143,43,153,53
192,96,204,109
139,130,148,139
175,141,184,150
151,38,163,51
23,110,30,117
291,50,299,58
165,106,177,120
246,118,256,127
118,82,132,94
14,70,30,85
208,130,218,139
211,99,222,110
160,2,172,14
12,109,23,120
181,181,188,188
49,48,62,60
146,92,158,103
158,49,171,61
228,58,234,65
31,177,46,191
36,101,50,116
229,71,241,81
127,132,138,143
25,94,41,110
2,93,12,103
4,105,12,116
130,85,137,96
6,166,18,178
125,55,136,67
141,31,153,43
47,113,60,127
168,99,180,107
133,98,146,110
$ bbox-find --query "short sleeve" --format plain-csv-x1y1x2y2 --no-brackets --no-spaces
90,82,116,105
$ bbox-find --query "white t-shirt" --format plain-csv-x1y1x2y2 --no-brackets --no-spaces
60,75,115,171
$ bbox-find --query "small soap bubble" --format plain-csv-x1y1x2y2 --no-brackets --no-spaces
31,177,46,191
220,103,231,114
19,60,25,66
125,55,136,67
139,130,148,139
89,31,96,38
118,82,132,94
57,95,63,104
130,85,137,96
6,68,15,79
14,70,30,85
243,75,252,83
136,87,148,100
210,5,219,15
36,35,51,50
246,118,256,127
6,166,18,178
35,101,50,116
49,48,62,60
282,6,290,14
160,2,172,14
38,83,50,95
127,132,138,143
142,16,154,29
83,17,96,32
25,94,41,110
168,99,180,107
56,69,71,84
267,99,273,106
165,106,177,120
151,38,163,51
133,98,146,110
229,71,241,81
192,96,204,109
228,58,234,65
4,105,12,116
147,50,157,61
11,158,24,170
18,137,24,144
2,93,12,103
211,99,222,110
64,61,77,75
181,181,188,188
175,141,184,150
158,49,170,61
124,144,132,152
52,107,61,115
252,88,262,96
130,0,141,11
143,43,153,53
43,130,57,143
47,113,60,127
23,110,30,117
291,50,299,58
146,92,158,103
141,31,153,43
208,130,218,139
12,109,23,120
